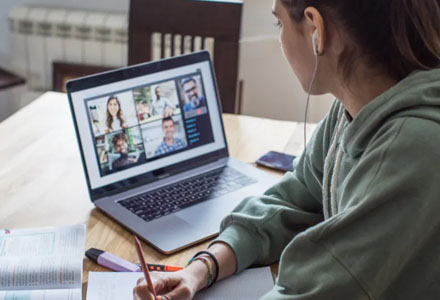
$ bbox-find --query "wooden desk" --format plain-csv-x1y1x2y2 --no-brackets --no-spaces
0,92,316,298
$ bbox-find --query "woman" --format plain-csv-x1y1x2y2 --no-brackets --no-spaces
135,0,440,299
105,96,127,133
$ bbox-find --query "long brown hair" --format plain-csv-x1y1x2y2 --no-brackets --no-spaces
106,96,125,131
281,0,440,81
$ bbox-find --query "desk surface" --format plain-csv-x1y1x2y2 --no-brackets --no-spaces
0,92,316,298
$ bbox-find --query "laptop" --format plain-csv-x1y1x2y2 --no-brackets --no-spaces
67,51,278,254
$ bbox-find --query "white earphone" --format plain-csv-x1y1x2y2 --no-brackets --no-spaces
312,30,319,56
304,30,320,152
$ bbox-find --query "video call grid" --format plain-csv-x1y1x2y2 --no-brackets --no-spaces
83,71,214,178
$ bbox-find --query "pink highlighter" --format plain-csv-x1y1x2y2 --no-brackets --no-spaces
85,248,184,272
86,248,141,272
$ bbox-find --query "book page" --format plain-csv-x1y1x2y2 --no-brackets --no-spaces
0,224,85,290
0,288,81,300
87,267,274,300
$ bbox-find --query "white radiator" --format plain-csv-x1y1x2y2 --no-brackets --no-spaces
8,6,128,91
8,6,215,92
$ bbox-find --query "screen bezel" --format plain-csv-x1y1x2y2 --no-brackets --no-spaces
67,51,229,201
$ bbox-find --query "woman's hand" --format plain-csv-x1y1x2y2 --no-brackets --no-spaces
133,261,209,300
133,279,155,300
134,242,237,300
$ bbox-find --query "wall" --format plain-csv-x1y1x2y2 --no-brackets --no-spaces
0,0,334,123
239,0,334,122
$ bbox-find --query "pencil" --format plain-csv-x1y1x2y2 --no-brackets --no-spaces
134,236,158,299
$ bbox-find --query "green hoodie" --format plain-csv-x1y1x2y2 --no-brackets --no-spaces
215,69,440,299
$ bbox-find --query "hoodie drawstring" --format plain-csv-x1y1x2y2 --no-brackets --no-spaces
322,106,346,219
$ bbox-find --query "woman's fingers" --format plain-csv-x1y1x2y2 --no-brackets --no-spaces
151,272,182,294
134,270,199,300
159,281,193,300
133,283,155,300
133,286,139,300
135,272,183,299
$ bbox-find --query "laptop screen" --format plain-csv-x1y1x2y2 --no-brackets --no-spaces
68,52,227,193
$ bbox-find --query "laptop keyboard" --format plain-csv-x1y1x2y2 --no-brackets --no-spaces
118,166,257,222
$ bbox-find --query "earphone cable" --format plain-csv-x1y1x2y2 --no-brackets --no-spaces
304,54,319,153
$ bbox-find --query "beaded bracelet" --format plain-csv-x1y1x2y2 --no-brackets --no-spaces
189,251,220,287
187,255,213,289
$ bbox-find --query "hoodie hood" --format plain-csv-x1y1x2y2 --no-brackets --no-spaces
342,68,440,158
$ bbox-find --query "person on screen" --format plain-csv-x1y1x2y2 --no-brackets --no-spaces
111,132,136,170
105,96,127,133
182,77,206,112
154,117,187,156
151,86,175,117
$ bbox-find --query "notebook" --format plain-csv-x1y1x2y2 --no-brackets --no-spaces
67,51,278,254
0,224,85,300
86,266,274,300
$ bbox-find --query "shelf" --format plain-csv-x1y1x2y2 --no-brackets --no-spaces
0,68,26,90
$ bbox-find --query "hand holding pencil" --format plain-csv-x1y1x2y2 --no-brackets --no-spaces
133,237,237,300
132,235,204,300
133,278,156,300
133,270,201,300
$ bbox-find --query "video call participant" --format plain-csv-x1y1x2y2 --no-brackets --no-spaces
154,117,187,156
105,96,127,133
152,86,175,117
182,78,206,112
111,132,142,171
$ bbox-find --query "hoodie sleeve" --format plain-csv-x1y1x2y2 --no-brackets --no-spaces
213,100,342,272
258,116,440,299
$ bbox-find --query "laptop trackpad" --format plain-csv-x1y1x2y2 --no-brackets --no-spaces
176,194,243,233
145,214,206,251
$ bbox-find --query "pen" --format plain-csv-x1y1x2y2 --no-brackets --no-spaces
135,236,158,299
85,248,183,272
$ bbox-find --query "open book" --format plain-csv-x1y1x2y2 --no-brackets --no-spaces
0,224,86,300
87,266,274,300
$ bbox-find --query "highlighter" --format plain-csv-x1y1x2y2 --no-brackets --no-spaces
85,248,183,272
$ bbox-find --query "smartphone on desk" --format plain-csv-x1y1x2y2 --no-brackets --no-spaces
256,151,296,172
